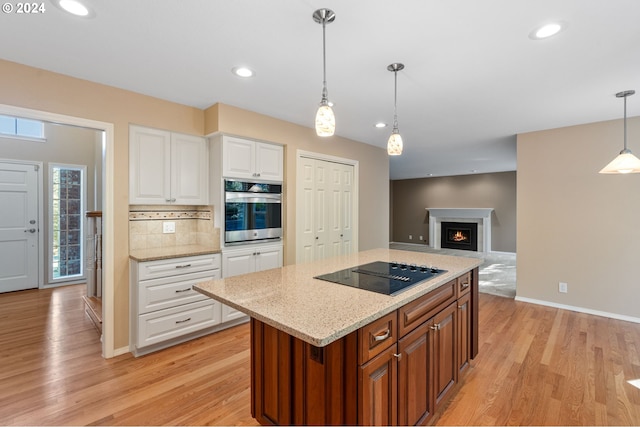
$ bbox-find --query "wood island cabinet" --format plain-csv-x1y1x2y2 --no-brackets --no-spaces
251,267,479,426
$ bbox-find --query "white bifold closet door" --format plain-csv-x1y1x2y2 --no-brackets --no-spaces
297,156,355,263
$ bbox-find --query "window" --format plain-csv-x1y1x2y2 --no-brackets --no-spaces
50,164,86,282
0,114,45,140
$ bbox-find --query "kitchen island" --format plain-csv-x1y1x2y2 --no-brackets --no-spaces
194,248,482,425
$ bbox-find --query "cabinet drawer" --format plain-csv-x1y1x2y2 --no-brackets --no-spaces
137,300,221,348
138,270,220,315
138,254,220,280
457,271,472,297
359,311,397,364
399,280,456,337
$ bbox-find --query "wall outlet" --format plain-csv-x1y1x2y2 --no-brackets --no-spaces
419,235,423,241
559,282,568,293
163,221,176,234
409,235,413,240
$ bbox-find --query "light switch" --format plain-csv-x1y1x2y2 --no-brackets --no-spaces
163,221,176,234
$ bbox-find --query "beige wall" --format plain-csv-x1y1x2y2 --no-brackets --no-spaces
517,117,640,318
0,59,204,351
0,59,390,353
207,103,390,264
391,172,517,252
0,123,101,285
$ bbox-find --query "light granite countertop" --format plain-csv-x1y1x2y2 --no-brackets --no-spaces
129,244,221,262
194,248,482,347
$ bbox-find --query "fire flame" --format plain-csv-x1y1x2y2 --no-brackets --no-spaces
452,231,468,242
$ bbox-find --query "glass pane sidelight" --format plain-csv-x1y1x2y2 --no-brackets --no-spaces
50,164,86,282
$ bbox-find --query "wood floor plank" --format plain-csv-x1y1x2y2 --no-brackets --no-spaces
2,285,640,425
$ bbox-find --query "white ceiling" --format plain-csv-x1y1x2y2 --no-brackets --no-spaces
2,0,640,179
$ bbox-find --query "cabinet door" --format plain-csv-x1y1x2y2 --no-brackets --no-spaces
171,133,208,205
398,322,433,426
221,249,254,322
433,302,457,406
359,344,398,426
254,246,283,272
222,249,254,277
457,292,471,375
255,142,284,181
223,136,255,180
129,125,171,204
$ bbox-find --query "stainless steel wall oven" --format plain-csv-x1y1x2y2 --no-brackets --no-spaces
224,179,282,245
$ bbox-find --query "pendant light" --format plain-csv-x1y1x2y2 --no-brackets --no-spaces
313,9,336,137
387,63,405,155
599,90,640,174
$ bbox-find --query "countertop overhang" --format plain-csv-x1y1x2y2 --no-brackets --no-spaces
194,248,482,347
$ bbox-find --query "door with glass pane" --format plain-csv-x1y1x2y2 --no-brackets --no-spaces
50,164,86,283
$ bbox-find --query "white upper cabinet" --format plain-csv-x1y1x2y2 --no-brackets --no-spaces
170,133,209,204
130,125,208,205
222,136,283,181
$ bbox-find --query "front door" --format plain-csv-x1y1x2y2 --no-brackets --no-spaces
0,161,39,293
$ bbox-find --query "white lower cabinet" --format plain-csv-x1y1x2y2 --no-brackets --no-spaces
138,299,221,348
130,253,246,356
221,244,283,321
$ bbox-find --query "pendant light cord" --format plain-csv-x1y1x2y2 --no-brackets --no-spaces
321,18,328,102
392,70,398,130
623,94,628,151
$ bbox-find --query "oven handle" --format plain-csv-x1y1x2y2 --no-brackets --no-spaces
225,192,282,203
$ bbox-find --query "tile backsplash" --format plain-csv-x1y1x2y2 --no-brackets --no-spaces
128,205,219,250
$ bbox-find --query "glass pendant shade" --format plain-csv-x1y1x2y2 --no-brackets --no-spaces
387,130,403,155
599,149,640,174
313,9,336,138
315,102,335,137
387,63,405,156
599,90,640,174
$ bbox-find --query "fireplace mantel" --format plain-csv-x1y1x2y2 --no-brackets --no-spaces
427,208,494,252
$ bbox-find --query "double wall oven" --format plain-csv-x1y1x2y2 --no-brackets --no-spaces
224,179,282,245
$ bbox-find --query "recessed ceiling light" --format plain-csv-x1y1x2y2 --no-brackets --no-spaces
375,122,387,128
529,22,566,40
57,0,93,17
232,67,254,78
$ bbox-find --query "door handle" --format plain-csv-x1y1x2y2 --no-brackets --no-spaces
24,228,36,233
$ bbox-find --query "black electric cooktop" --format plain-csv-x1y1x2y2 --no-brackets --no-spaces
314,261,447,296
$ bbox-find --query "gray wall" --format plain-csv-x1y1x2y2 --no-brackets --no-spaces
391,171,517,253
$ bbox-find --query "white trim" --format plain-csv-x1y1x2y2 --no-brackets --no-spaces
515,296,640,324
0,103,115,359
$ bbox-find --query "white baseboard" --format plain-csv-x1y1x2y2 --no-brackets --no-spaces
515,296,640,324
113,346,130,357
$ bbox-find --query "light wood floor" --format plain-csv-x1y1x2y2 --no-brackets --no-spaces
2,285,640,425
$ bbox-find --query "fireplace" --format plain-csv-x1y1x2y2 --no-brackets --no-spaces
441,221,478,251
428,208,493,252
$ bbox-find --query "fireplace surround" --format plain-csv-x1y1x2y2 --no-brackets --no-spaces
441,221,478,251
427,208,493,253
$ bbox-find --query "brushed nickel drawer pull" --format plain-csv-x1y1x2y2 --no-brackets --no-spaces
462,282,470,288
175,317,192,324
175,288,191,293
430,324,441,331
175,264,192,269
373,329,390,341
393,353,402,360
